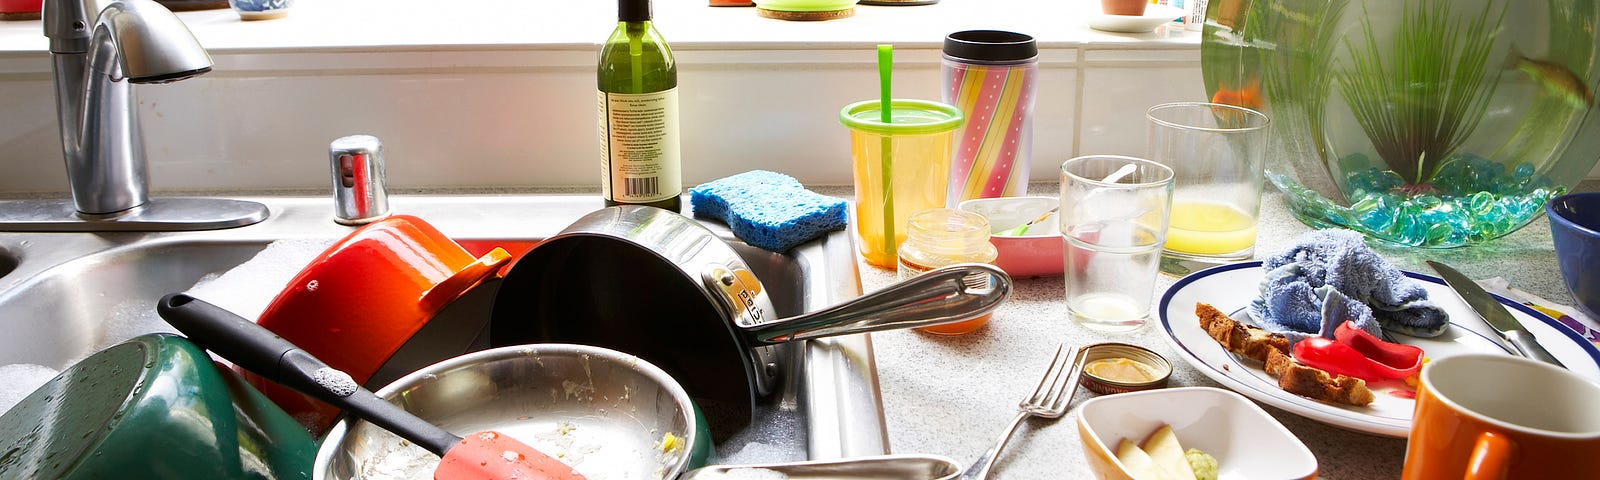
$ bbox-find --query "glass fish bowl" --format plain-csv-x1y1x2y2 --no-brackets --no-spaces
1200,0,1600,247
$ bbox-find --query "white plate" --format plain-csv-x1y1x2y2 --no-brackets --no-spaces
1158,261,1600,437
1088,4,1186,33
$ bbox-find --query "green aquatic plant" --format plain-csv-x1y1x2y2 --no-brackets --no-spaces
1249,0,1348,162
1336,0,1508,186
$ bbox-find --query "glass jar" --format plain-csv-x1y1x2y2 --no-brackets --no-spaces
897,208,999,335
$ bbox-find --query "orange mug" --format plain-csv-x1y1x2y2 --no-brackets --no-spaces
1402,353,1600,480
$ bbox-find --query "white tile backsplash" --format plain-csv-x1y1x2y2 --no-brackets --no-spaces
6,4,1593,194
1077,65,1207,158
1,44,1091,193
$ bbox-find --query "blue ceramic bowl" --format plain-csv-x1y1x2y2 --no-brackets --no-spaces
1547,192,1600,319
229,0,291,20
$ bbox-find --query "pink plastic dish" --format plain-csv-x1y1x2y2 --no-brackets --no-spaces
958,196,1063,278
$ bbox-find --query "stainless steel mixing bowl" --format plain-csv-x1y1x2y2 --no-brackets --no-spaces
313,343,711,480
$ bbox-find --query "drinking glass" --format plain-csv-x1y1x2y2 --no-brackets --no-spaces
1146,102,1269,276
1060,155,1174,333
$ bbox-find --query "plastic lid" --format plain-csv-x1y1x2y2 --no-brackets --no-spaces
942,30,1038,63
838,99,964,136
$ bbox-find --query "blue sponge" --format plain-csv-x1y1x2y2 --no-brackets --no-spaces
689,170,848,252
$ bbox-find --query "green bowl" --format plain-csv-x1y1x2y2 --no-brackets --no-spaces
753,0,856,12
0,334,315,479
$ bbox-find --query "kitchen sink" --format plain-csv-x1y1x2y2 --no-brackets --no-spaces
0,195,888,463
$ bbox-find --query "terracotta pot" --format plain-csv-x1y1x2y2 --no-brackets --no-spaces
0,0,41,19
1101,0,1148,16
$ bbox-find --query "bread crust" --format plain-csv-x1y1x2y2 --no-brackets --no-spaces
1196,303,1375,406
1197,302,1289,362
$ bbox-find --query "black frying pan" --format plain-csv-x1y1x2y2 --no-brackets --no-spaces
488,206,1011,441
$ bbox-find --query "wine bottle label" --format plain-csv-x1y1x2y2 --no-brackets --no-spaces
598,88,682,204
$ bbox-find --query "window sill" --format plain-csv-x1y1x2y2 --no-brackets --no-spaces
0,0,1198,57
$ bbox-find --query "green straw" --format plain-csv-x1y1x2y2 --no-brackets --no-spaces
877,44,894,259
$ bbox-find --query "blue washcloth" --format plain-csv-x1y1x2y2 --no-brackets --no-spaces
689,170,848,252
1249,229,1450,340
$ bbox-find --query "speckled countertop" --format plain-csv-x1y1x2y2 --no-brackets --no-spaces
836,182,1596,479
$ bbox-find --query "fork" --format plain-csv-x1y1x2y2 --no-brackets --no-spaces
961,343,1087,479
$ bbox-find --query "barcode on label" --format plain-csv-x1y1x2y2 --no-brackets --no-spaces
626,176,659,198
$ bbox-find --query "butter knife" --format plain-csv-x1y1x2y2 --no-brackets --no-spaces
1427,260,1567,369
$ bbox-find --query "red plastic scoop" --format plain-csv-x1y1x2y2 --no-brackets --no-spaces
439,431,586,480
156,293,587,480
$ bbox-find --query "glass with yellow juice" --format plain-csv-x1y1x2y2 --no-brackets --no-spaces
1146,102,1270,275
1166,200,1258,255
840,99,964,269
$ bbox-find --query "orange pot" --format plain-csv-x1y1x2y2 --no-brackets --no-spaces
247,214,511,434
1101,0,1148,16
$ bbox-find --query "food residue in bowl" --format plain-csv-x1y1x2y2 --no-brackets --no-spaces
1085,357,1158,384
1114,423,1219,480
659,432,683,453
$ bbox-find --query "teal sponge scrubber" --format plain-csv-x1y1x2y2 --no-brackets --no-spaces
689,170,849,252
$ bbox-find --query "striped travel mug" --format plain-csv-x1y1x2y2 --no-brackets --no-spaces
942,30,1038,206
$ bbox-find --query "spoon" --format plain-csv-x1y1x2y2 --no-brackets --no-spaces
993,207,1058,237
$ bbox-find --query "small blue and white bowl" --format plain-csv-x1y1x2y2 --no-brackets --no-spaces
229,0,291,20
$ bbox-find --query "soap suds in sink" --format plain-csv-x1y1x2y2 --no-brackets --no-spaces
185,239,335,321
95,239,333,358
1,239,333,419
0,363,59,417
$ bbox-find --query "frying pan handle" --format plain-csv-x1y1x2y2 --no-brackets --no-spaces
156,293,462,456
743,263,1011,344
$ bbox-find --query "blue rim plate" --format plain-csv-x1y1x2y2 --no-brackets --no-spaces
1158,261,1600,438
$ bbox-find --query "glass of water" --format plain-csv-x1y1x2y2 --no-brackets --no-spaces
1060,155,1174,333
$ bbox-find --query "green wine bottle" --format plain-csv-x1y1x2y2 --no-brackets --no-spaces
597,0,681,211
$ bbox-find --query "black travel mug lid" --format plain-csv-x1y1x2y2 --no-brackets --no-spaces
942,30,1038,63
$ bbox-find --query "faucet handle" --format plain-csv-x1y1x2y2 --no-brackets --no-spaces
329,135,391,225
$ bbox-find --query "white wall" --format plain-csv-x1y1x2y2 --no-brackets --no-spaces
0,42,1211,193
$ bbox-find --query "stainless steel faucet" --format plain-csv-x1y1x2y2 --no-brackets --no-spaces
0,0,267,231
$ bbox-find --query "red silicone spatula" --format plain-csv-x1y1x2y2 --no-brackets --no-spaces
157,293,587,480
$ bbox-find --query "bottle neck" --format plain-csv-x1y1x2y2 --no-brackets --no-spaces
618,0,651,22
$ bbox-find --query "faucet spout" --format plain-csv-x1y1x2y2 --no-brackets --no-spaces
45,0,212,216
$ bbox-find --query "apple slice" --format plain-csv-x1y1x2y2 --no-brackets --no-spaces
1141,424,1198,480
1115,438,1170,480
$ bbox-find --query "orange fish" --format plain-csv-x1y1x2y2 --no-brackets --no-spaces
1506,47,1595,110
1211,77,1264,111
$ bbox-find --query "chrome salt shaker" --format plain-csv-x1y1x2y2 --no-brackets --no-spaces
329,135,390,225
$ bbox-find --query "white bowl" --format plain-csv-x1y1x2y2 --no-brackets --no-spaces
1088,4,1186,33
1076,387,1318,480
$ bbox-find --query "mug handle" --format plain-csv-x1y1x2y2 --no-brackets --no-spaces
1464,431,1514,480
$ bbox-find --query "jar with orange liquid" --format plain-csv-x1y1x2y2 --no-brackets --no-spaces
839,99,964,269
897,208,998,335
